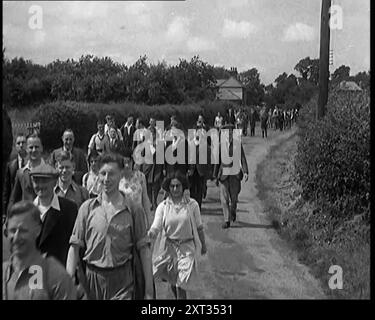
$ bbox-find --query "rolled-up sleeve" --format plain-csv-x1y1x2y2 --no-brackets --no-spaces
69,200,89,248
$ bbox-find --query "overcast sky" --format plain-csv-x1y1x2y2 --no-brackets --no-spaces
3,0,370,85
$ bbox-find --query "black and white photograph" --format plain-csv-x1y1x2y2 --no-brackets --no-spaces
2,0,370,304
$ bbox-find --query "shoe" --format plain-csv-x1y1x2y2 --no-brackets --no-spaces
222,221,230,229
231,211,236,222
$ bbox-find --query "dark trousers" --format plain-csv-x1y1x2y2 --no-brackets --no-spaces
250,126,255,136
189,170,205,209
147,181,162,209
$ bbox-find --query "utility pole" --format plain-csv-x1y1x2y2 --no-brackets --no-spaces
317,0,331,119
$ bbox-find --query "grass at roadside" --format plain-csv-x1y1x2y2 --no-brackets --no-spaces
256,133,370,299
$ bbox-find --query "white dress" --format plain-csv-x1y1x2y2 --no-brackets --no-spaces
150,197,203,290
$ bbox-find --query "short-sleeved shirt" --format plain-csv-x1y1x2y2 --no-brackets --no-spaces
3,254,77,300
69,192,149,269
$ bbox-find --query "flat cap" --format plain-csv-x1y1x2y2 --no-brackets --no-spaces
30,163,59,179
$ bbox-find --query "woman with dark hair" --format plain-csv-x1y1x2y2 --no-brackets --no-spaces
148,171,207,299
82,150,102,198
119,148,152,228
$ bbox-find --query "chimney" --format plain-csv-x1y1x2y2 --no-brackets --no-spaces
229,66,238,78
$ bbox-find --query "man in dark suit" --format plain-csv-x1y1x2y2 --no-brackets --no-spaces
49,129,88,185
121,116,135,150
30,163,78,266
2,106,13,222
163,121,189,179
187,116,213,209
3,133,27,216
8,133,46,214
213,124,249,229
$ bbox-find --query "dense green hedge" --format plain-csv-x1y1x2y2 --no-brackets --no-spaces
31,100,232,152
295,90,370,229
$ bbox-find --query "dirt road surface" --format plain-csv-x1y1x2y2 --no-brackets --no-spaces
155,126,325,299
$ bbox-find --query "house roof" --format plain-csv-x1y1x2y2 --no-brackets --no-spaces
216,76,244,88
337,80,363,91
216,88,242,100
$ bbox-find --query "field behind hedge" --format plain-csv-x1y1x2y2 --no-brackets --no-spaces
8,100,232,152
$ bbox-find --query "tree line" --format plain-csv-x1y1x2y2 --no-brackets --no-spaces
2,49,370,109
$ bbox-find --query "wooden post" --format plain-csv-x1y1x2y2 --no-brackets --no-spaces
317,0,331,119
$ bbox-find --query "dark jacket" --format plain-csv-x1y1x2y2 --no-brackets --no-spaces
213,141,248,182
3,158,21,214
49,147,88,185
121,124,136,150
189,124,213,178
37,197,78,266
8,167,36,214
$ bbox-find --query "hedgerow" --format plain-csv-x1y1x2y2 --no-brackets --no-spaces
31,100,231,152
295,90,370,232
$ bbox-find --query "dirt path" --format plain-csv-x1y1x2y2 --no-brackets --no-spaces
156,126,325,299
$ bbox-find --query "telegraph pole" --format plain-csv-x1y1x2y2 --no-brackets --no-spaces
317,0,331,119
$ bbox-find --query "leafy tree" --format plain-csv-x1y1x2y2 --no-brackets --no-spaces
240,68,264,105
294,57,320,85
331,65,350,86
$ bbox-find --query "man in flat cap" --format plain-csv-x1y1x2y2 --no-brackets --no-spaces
30,162,78,266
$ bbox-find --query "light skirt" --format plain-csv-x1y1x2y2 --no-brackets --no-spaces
153,239,198,291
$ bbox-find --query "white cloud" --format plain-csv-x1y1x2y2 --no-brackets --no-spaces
187,37,216,52
283,23,315,42
65,2,110,20
125,2,147,15
166,16,190,42
227,0,250,8
222,19,257,39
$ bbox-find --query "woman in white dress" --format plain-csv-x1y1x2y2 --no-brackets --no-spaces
148,171,207,299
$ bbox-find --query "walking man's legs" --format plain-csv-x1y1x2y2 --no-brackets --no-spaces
219,180,231,228
228,176,241,222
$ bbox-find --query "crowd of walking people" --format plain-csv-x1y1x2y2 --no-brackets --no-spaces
2,104,296,300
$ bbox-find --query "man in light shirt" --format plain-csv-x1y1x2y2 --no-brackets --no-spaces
3,201,78,300
8,133,46,213
105,115,123,141
88,120,110,156
30,162,78,266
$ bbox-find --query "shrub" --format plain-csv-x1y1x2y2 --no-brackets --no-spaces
32,101,98,152
295,90,370,224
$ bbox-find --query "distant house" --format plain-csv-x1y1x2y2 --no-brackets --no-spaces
336,80,363,92
216,68,245,105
